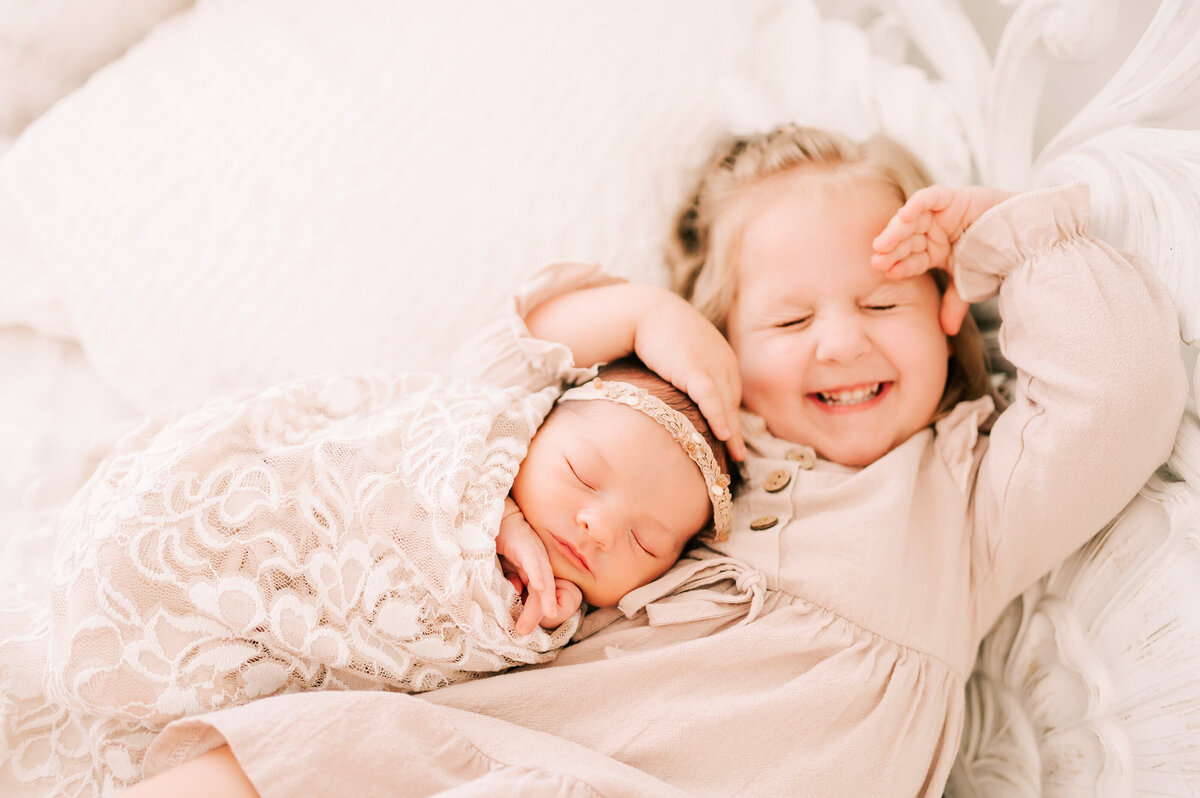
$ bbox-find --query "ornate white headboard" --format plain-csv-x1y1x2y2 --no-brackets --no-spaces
819,1,1200,795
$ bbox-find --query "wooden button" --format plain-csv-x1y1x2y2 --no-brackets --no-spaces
749,515,778,531
785,448,815,469
764,469,791,493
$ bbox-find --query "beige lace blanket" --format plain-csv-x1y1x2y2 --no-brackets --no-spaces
0,371,578,796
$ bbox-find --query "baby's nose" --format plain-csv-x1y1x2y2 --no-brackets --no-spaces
577,507,615,551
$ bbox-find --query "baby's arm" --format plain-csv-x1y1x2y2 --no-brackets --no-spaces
526,283,746,460
496,498,583,633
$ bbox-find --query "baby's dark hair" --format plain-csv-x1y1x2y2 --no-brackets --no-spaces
594,357,731,480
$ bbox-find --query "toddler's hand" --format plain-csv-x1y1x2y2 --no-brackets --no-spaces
871,185,1014,335
496,498,559,635
538,579,583,630
633,293,746,461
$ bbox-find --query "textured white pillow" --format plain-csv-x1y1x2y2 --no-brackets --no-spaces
0,0,970,412
0,0,194,137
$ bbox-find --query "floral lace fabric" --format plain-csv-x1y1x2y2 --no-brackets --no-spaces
0,372,578,796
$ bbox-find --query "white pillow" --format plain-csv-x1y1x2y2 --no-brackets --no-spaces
0,0,970,412
0,0,194,138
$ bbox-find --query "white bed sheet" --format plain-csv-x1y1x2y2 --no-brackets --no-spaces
0,327,136,609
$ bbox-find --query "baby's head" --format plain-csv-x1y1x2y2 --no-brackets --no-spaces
510,359,731,607
668,123,990,466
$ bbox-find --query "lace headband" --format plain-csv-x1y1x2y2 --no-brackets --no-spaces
557,377,733,542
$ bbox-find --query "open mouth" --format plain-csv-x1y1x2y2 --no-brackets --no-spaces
812,382,886,408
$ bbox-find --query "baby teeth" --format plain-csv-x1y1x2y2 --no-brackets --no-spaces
817,383,882,406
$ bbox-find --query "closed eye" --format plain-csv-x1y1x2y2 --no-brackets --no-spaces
863,304,896,311
629,529,652,556
566,458,594,491
775,316,812,329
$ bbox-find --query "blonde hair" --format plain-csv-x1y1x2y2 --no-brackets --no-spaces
667,123,991,418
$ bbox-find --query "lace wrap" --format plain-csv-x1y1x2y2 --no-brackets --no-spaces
2,372,576,795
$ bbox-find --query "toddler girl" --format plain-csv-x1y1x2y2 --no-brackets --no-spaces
1,359,732,796
507,124,1186,795
124,124,1186,798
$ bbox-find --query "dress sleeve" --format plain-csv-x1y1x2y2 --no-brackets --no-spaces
957,183,1188,636
448,261,625,392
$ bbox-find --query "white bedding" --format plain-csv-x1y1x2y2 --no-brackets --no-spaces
1,1,1198,796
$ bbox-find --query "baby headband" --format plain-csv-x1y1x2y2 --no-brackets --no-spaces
558,377,733,542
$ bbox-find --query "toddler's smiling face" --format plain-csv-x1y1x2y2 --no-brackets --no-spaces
724,171,950,467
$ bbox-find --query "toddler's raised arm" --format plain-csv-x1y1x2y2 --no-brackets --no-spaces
872,184,1015,334
453,262,745,459
526,282,743,458
946,184,1187,638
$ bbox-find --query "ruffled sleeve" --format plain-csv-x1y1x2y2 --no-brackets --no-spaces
449,261,624,392
955,184,1188,640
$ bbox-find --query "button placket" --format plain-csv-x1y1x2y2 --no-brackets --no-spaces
785,447,816,469
764,469,791,493
746,459,796,534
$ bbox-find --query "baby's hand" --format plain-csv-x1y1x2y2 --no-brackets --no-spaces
496,498,559,635
871,185,1014,335
633,293,746,461
538,578,583,630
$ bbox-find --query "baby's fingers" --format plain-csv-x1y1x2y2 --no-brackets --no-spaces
525,561,558,620
538,579,583,629
514,560,556,634
514,599,544,636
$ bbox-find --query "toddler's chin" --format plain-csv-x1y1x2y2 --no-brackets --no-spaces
816,439,894,469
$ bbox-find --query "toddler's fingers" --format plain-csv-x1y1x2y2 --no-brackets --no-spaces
713,364,746,461
687,373,736,443
884,251,932,279
899,185,956,221
871,216,919,255
724,422,747,462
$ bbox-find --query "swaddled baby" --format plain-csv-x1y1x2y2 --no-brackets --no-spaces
0,358,730,795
